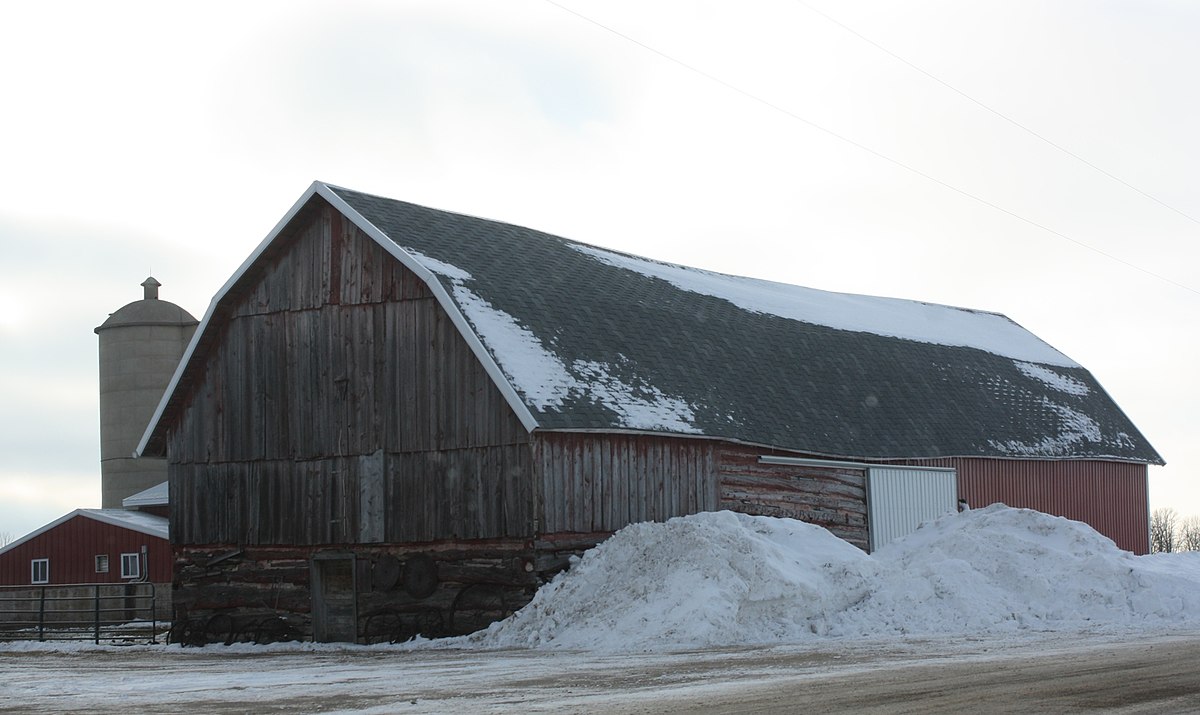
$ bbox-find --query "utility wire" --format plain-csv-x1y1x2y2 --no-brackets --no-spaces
795,0,1200,228
542,0,1199,297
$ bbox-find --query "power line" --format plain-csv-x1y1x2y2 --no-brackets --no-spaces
542,0,1200,297
794,0,1200,228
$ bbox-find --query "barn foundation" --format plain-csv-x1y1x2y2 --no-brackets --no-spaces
170,537,601,645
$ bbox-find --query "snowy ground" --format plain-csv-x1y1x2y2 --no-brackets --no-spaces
5,631,1200,713
5,506,1200,712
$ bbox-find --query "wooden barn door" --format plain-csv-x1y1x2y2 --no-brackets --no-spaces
311,554,358,643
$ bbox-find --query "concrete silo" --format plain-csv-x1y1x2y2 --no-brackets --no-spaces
95,277,198,508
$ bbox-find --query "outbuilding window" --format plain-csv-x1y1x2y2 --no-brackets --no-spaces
120,553,140,580
31,558,49,584
95,555,110,573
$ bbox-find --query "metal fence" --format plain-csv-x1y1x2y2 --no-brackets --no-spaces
0,582,159,644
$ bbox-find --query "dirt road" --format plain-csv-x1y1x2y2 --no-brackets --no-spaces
609,636,1200,714
3,632,1199,713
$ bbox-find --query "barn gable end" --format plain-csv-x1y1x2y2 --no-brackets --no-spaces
167,199,533,546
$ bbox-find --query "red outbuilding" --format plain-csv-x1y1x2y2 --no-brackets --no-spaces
0,509,169,586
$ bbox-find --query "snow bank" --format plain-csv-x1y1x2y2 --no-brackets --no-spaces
469,505,1200,651
830,506,1198,637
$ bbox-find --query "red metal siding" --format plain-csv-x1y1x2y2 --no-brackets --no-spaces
903,458,1149,554
0,516,171,585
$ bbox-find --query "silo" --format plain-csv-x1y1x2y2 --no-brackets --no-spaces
95,277,198,508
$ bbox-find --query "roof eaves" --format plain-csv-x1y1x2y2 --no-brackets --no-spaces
122,481,168,507
535,428,1165,465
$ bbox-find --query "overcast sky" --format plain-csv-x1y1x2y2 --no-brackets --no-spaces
1,0,1196,541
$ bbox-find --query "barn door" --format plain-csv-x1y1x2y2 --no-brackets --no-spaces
867,467,957,551
311,554,358,643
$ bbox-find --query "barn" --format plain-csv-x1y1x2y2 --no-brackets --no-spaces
0,509,170,586
137,182,1162,642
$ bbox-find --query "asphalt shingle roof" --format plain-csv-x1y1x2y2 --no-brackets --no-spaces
330,185,1162,464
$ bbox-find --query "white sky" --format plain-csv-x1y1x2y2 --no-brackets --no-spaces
1,0,1196,540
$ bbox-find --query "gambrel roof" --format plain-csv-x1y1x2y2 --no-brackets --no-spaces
139,182,1163,464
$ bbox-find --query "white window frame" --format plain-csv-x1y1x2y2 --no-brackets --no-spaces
95,554,110,574
31,558,49,584
120,552,140,580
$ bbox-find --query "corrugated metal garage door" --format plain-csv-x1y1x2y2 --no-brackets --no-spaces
868,467,957,551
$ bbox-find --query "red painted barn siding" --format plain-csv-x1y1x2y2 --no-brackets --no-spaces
0,517,170,585
901,458,1149,554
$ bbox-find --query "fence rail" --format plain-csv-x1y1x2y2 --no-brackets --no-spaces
0,582,158,644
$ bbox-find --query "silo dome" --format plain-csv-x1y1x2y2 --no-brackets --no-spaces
95,277,198,508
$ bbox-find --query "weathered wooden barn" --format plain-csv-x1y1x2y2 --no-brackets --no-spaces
138,182,1162,642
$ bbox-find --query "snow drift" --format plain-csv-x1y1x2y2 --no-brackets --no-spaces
468,505,1200,651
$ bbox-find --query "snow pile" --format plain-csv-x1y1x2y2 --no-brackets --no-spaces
830,506,1198,637
470,506,1200,651
471,511,873,650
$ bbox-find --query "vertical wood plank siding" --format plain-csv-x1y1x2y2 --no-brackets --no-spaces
168,204,531,546
717,446,869,550
899,458,1150,554
533,433,718,534
0,517,171,585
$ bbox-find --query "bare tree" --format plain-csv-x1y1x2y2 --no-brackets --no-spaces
1178,516,1200,552
1151,508,1178,553
0,531,12,547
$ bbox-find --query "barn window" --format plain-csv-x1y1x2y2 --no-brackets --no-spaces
120,553,140,580
95,555,110,573
31,558,49,584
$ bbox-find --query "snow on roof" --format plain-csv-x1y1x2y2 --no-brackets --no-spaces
0,509,168,556
327,185,1159,463
465,506,1200,652
572,244,1078,367
438,267,703,433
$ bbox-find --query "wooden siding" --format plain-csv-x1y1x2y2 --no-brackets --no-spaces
0,517,170,585
168,204,531,546
900,457,1150,554
718,447,870,550
533,433,718,534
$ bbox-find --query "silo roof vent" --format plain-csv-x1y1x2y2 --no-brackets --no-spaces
141,276,161,300
95,276,198,333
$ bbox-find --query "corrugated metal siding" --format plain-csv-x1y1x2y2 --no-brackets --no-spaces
901,458,1150,554
0,516,170,585
867,467,957,551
